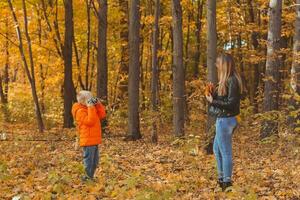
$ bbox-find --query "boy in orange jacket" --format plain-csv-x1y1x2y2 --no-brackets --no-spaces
72,90,106,181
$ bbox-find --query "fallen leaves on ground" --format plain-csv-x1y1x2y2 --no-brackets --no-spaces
0,122,299,200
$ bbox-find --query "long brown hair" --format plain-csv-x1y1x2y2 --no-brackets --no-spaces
216,53,243,96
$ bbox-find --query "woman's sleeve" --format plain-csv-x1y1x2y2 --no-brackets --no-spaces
211,78,239,110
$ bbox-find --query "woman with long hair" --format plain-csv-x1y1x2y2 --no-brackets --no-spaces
206,53,243,191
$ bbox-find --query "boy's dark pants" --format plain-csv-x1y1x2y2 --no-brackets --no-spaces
83,145,99,178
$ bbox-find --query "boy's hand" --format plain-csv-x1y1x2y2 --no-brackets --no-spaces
86,97,98,106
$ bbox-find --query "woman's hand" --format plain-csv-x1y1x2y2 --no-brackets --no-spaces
206,94,213,103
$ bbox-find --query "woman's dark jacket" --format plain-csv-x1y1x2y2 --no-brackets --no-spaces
208,75,241,118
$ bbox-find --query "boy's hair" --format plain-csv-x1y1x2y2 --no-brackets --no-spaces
77,90,93,105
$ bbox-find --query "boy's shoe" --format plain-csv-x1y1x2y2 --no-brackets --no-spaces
81,175,93,182
222,181,233,192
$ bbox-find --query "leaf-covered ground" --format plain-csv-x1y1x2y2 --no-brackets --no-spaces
0,122,299,200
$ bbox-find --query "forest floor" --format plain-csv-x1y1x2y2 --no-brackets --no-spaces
0,121,299,200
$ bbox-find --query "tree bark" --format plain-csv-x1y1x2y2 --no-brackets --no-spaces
193,0,204,78
261,0,282,138
97,0,108,102
126,0,142,140
37,7,46,113
151,0,160,143
172,0,185,137
116,0,129,103
184,11,191,125
85,0,91,89
207,0,218,84
288,0,300,134
63,0,76,128
184,12,191,73
248,0,260,113
0,77,6,104
205,0,217,154
0,17,9,104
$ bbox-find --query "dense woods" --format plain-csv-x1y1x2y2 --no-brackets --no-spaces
0,0,299,199
0,0,299,135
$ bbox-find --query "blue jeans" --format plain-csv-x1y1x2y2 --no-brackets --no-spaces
83,145,99,178
213,117,237,183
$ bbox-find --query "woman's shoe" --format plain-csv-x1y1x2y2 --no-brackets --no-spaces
217,178,223,188
222,181,233,192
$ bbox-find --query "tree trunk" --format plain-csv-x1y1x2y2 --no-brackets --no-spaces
85,0,91,89
151,0,160,143
0,77,6,104
37,8,46,113
22,0,45,132
193,0,204,78
63,0,76,128
139,21,146,111
97,0,108,103
237,34,248,94
126,0,142,140
41,0,63,57
248,0,260,113
0,17,9,104
116,0,129,103
205,0,217,154
172,0,185,137
184,13,191,73
261,0,282,138
7,0,44,132
207,0,217,84
288,0,300,134
184,12,191,125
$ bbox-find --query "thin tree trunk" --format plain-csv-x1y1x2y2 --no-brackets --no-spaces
261,0,282,138
0,77,6,104
140,19,145,110
63,0,76,128
184,13,191,73
288,0,300,134
248,0,260,113
151,0,160,143
72,34,85,90
117,0,129,103
97,0,108,102
7,0,44,132
85,0,91,89
1,17,9,104
172,0,185,137
194,0,204,78
184,12,191,125
126,0,142,140
89,33,96,91
37,7,46,113
12,67,18,82
41,0,62,57
237,34,248,94
205,0,217,154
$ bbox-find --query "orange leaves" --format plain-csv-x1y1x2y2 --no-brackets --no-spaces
1,123,300,199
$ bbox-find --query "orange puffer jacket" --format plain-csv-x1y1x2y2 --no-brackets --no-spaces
72,103,106,146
